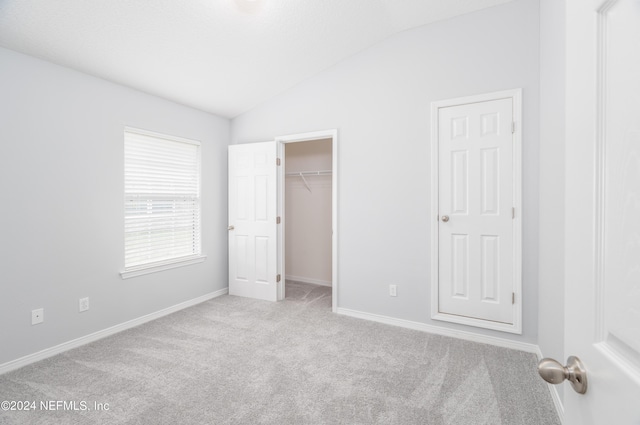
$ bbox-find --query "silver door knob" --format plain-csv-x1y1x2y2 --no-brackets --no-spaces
538,356,588,394
441,215,450,222
228,225,235,231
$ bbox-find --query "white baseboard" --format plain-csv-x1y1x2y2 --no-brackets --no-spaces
534,347,565,424
285,275,332,287
0,287,228,375
545,376,565,424
336,307,539,354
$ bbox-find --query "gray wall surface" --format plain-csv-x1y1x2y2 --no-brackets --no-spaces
0,47,230,365
231,0,541,343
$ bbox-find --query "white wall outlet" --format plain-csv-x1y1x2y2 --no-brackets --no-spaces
389,284,397,297
31,308,44,325
79,297,89,312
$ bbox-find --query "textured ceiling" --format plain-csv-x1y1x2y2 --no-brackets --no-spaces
0,0,513,118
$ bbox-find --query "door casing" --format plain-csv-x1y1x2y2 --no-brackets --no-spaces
275,129,339,312
430,89,523,334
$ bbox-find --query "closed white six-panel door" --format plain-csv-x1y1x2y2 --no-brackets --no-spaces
228,142,278,302
437,98,515,325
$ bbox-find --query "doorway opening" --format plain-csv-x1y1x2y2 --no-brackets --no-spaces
276,130,338,312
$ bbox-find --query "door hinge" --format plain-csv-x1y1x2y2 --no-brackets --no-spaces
512,292,515,304
511,122,515,134
276,158,281,166
276,216,281,224
276,274,281,283
512,207,515,219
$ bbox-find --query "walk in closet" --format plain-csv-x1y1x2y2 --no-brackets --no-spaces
284,139,333,290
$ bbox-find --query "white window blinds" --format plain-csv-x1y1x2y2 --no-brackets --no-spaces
124,128,201,270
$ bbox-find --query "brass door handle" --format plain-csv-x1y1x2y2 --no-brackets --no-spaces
538,356,588,394
228,225,235,231
441,215,450,222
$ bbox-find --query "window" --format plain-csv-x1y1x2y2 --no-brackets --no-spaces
121,127,204,279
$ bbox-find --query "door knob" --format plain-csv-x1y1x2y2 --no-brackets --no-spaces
538,356,588,394
441,215,450,222
228,225,235,231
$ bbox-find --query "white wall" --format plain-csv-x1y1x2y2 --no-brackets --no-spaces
539,0,566,402
0,47,229,366
285,139,332,286
232,0,540,343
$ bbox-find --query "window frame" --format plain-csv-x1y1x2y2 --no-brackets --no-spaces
120,127,206,280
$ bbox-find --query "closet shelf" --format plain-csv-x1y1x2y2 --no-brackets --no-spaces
285,170,332,193
284,170,332,176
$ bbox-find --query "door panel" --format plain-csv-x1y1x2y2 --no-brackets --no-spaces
564,0,640,422
228,142,278,302
480,235,499,302
437,97,515,326
451,150,468,214
481,148,499,215
451,234,469,298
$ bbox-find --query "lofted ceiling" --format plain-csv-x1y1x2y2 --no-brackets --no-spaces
0,0,513,118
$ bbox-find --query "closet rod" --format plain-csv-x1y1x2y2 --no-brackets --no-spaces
284,170,332,176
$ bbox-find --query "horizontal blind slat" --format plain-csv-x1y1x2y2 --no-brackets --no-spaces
125,243,198,259
125,223,200,233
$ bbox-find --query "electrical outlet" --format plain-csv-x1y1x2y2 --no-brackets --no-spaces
79,297,89,312
389,284,397,297
32,308,44,325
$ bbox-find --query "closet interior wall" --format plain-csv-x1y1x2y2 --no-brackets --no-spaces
284,139,333,287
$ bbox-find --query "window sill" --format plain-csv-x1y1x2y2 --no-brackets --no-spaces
120,255,207,280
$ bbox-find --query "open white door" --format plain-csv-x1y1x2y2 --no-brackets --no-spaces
228,142,280,302
562,0,640,423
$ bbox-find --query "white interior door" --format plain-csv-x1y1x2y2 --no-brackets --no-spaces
228,142,279,302
432,91,521,333
564,0,640,423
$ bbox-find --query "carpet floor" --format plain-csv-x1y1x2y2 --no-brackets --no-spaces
0,281,560,424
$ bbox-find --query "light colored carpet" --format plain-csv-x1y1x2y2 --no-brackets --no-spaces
0,281,560,424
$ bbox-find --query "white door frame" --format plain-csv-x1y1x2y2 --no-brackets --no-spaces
430,89,523,333
275,129,339,312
